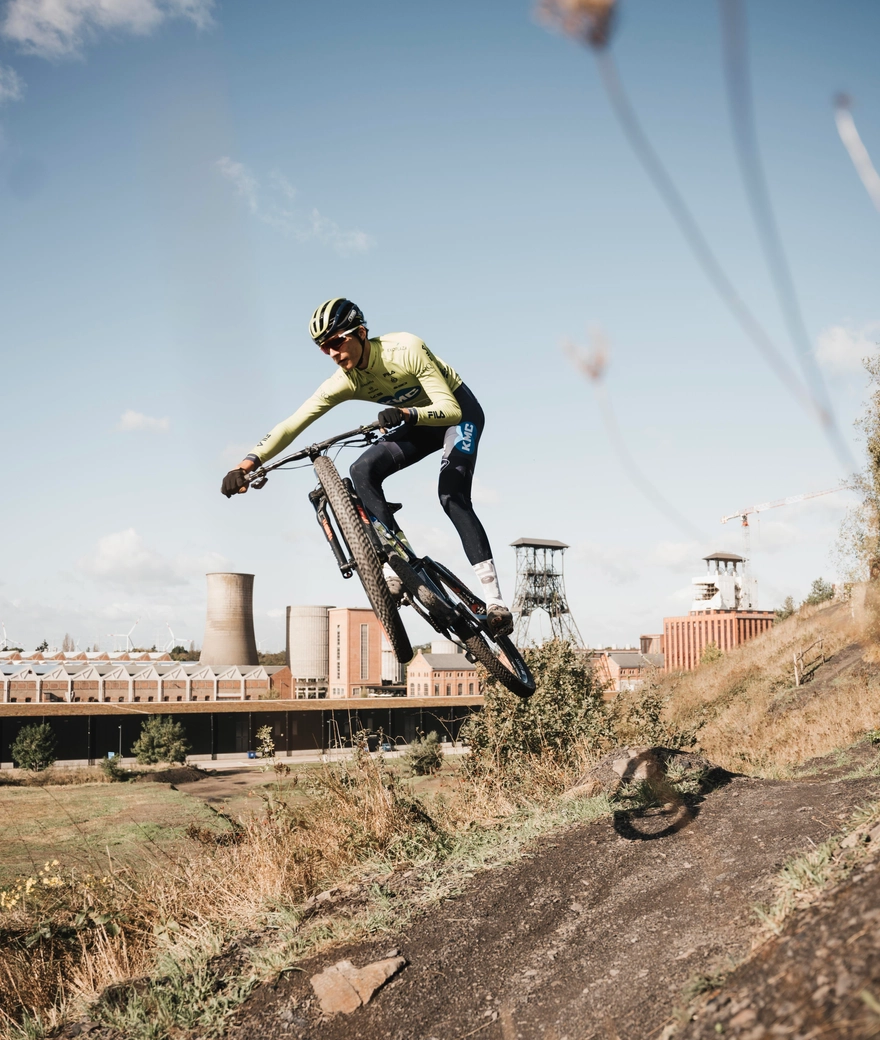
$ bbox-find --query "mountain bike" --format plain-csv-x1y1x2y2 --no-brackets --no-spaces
246,421,535,698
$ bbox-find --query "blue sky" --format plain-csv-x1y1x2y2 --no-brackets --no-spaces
2,0,879,652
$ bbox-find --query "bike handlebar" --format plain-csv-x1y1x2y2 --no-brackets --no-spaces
244,421,384,485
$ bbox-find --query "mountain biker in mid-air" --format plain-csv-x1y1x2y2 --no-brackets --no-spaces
221,297,514,637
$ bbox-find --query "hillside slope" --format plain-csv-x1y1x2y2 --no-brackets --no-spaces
644,590,880,774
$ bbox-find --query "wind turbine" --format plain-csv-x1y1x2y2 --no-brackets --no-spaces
162,623,190,652
1,621,22,651
108,619,140,652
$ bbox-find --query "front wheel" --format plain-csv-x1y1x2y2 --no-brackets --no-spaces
313,455,413,665
424,561,535,699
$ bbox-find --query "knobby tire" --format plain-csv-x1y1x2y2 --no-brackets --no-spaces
312,455,413,665
425,563,536,699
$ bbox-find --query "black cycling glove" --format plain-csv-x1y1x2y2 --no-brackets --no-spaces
378,407,411,428
221,468,249,498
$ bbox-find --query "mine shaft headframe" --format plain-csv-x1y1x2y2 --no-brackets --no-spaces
510,538,584,648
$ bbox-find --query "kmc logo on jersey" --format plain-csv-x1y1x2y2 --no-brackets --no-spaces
378,386,421,406
454,422,477,455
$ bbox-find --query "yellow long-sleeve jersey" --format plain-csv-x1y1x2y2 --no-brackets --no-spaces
251,332,464,463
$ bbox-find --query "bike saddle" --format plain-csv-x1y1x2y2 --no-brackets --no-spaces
388,502,403,514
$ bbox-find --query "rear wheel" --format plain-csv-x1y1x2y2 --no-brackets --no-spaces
424,563,535,699
313,455,413,664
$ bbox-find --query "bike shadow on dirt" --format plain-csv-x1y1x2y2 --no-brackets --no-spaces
611,764,737,842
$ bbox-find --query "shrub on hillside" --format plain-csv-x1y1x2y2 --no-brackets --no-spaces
700,641,723,665
131,716,189,765
404,731,444,776
775,595,796,621
10,722,57,771
462,639,612,778
803,577,835,607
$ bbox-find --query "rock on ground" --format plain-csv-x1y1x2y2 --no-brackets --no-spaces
309,956,407,1015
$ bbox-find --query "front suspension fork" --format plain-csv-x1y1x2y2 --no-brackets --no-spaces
309,487,355,578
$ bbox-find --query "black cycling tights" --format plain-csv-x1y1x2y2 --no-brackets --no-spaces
349,383,493,566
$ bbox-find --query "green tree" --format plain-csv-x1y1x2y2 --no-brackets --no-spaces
35,640,48,653
255,724,275,759
803,577,835,607
11,722,57,771
462,639,611,776
131,715,190,765
775,595,796,621
169,645,200,662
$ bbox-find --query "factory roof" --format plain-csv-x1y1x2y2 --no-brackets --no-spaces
510,537,570,549
605,652,665,668
1,661,273,678
416,653,477,671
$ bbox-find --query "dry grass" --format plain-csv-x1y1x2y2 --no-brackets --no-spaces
616,585,880,775
0,766,113,788
0,747,604,1038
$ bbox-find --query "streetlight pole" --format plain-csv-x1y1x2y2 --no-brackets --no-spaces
118,725,122,761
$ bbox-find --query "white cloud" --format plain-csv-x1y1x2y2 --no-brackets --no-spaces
816,322,880,374
78,529,230,590
116,409,170,432
215,156,257,214
650,540,706,569
2,0,214,59
79,528,185,586
0,63,24,103
215,156,373,256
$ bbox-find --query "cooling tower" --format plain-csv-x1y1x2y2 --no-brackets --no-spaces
286,605,333,678
430,639,461,655
381,633,406,684
200,573,259,666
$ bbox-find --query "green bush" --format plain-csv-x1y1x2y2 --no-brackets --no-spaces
404,731,444,776
462,639,612,777
700,641,723,665
11,722,57,771
99,754,129,781
775,595,796,621
131,716,190,765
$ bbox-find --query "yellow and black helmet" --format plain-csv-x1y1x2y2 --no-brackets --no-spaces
308,298,365,345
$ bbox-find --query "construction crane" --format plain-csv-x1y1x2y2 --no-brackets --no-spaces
721,485,853,561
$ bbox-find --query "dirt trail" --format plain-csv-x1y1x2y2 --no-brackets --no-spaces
228,774,880,1040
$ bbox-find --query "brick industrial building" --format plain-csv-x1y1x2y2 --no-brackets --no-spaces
591,648,665,692
663,551,775,672
406,642,480,697
0,652,289,704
